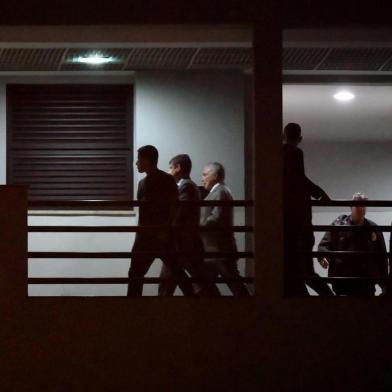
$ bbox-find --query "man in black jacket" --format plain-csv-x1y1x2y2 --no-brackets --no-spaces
158,154,220,296
127,146,195,297
283,123,334,296
318,192,388,296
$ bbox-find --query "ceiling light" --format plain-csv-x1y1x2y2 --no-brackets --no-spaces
73,54,114,65
333,90,355,102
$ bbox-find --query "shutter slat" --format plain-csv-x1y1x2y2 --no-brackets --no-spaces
7,84,133,206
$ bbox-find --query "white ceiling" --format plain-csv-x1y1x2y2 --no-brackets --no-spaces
283,84,392,141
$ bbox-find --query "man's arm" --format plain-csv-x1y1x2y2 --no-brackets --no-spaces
167,177,179,224
390,222,392,275
317,217,340,268
376,231,389,291
299,147,330,201
204,191,226,226
173,183,193,227
305,176,330,201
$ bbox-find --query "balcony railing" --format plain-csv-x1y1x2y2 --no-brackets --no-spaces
27,199,254,289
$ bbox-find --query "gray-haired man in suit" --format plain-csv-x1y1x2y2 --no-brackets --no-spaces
200,162,250,296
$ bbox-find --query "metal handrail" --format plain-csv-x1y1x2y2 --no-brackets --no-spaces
28,225,254,233
305,277,390,283
312,225,392,232
306,251,390,257
28,200,254,208
28,277,254,284
311,199,392,207
28,251,254,258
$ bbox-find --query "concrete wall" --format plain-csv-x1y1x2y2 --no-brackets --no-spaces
0,71,247,296
133,71,247,295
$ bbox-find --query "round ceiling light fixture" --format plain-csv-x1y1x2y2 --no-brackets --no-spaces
73,54,115,65
333,90,355,102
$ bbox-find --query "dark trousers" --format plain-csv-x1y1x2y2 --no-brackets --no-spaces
332,281,375,297
158,235,220,296
284,222,334,297
159,257,221,296
205,259,250,297
127,235,195,297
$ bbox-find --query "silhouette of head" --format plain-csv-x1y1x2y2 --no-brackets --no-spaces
283,123,302,146
202,162,225,191
351,192,367,223
136,145,159,173
169,154,192,182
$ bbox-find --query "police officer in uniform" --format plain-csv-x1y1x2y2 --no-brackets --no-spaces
317,192,388,296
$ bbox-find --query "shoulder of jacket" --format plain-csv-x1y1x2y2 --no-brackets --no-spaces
212,184,227,197
222,185,234,198
180,179,194,187
180,181,198,194
365,218,378,227
159,170,171,179
161,171,176,184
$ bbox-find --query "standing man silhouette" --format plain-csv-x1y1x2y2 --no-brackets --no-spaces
158,154,220,296
283,123,334,297
127,145,194,297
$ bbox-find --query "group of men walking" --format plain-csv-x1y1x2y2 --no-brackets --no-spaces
127,145,250,297
283,122,389,297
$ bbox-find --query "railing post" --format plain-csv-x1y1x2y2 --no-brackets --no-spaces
0,185,28,302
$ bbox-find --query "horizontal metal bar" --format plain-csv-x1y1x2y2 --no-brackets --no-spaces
305,277,390,283
307,251,391,257
312,225,392,232
283,75,392,85
28,277,254,284
28,251,254,258
311,200,392,207
28,225,254,233
28,200,254,208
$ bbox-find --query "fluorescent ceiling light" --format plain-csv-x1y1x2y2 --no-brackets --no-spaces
333,90,355,102
73,54,115,65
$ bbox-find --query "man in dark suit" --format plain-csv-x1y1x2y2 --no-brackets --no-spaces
127,145,195,297
158,154,220,296
283,123,334,297
200,162,250,296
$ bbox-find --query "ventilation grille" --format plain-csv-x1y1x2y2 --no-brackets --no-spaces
0,48,66,71
125,48,196,69
2,46,392,72
318,48,392,71
283,47,392,72
283,48,329,70
0,47,252,71
192,48,252,67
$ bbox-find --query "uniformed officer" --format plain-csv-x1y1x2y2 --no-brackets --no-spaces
317,192,388,296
